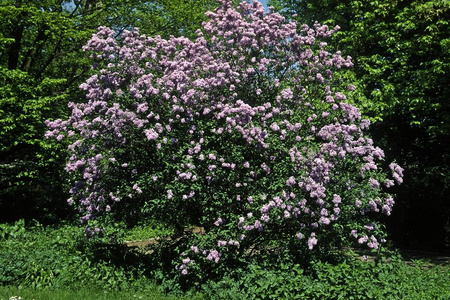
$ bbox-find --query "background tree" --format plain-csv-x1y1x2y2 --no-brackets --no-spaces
270,0,450,249
0,0,218,223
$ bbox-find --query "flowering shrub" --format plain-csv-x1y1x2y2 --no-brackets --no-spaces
46,0,403,278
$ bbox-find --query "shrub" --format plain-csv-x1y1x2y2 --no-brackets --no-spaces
46,0,403,282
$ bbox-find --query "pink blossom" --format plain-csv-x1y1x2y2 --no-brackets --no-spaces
308,233,318,250
206,250,221,263
214,218,223,226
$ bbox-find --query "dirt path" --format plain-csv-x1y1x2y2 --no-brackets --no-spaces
125,237,450,267
398,248,450,267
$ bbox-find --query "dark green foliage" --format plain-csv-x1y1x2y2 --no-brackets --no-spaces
271,0,450,249
202,257,450,299
0,220,202,299
370,114,450,249
0,220,152,291
0,67,71,223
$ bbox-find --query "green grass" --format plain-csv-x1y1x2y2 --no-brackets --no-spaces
122,221,173,242
0,285,183,300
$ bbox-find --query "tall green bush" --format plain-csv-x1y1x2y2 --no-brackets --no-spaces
47,0,404,283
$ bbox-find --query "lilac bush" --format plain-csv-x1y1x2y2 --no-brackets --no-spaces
46,0,403,276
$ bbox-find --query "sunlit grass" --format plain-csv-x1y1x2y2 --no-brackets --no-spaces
0,285,197,300
122,221,173,242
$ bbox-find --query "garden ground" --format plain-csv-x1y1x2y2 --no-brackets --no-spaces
1,221,449,299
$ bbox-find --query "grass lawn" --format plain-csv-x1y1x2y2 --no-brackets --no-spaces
0,285,189,300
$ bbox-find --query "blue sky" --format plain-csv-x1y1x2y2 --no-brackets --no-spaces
258,0,269,11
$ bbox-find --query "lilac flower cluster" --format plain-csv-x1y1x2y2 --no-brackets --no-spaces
46,0,403,272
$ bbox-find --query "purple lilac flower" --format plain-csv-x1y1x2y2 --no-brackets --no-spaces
308,233,318,250
214,218,223,226
206,250,221,263
286,176,296,186
217,240,227,247
369,178,380,189
145,128,159,141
